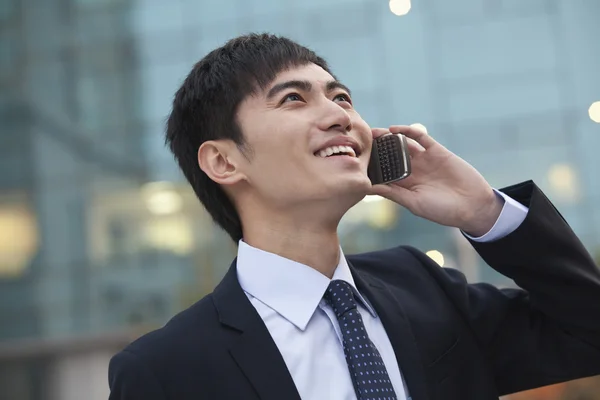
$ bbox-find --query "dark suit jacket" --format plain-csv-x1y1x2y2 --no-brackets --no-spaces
108,181,600,399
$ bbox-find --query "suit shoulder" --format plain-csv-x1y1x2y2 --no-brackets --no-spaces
109,293,229,396
347,245,423,271
116,293,219,363
347,245,459,283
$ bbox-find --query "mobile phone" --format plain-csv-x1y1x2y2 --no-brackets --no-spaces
368,133,411,185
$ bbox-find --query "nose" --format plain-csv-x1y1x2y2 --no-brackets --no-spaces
317,100,353,134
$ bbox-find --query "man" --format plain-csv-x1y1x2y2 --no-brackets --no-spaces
108,34,600,399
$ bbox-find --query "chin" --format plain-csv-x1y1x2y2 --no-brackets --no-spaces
346,173,372,191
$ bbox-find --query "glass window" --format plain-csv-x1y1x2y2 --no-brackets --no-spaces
26,57,70,119
347,90,386,127
75,40,140,132
438,16,555,81
136,30,188,66
0,105,31,190
74,5,132,45
294,0,367,14
0,194,38,279
138,61,190,121
0,30,17,83
0,0,17,23
429,0,487,23
0,150,28,186
75,0,122,6
513,112,569,149
182,0,242,26
76,74,102,131
312,37,380,93
22,1,63,54
498,0,550,16
130,1,185,37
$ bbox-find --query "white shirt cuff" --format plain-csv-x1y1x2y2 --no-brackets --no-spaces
464,189,529,242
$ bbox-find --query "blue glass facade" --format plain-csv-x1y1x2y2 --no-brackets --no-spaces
0,0,599,398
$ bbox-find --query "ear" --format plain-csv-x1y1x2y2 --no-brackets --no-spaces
198,140,247,186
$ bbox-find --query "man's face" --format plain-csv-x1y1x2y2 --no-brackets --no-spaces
234,63,373,212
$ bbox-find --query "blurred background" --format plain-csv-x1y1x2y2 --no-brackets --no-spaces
0,0,599,399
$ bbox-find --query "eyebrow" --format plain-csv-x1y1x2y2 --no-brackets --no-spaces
266,79,352,100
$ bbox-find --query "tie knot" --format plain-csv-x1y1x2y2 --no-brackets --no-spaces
323,280,357,318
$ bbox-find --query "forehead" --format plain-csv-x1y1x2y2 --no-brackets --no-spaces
264,63,337,93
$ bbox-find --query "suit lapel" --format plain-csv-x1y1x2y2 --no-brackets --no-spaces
350,262,430,400
212,259,301,400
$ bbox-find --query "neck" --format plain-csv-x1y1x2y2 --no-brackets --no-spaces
240,203,347,278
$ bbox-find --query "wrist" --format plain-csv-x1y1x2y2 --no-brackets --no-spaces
461,190,504,237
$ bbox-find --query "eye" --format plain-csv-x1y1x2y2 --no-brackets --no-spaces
333,93,352,104
281,93,304,103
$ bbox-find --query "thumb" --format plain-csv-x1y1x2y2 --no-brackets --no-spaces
368,184,394,197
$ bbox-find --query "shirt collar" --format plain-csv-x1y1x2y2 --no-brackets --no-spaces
236,240,377,331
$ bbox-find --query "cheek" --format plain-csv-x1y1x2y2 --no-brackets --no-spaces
353,115,372,138
251,121,309,162
248,155,319,200
246,137,313,189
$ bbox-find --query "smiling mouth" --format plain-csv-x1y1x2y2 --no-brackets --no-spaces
315,145,358,158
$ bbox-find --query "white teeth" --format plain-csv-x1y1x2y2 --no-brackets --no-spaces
316,145,357,158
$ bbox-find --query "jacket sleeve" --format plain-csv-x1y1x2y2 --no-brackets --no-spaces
109,350,167,400
410,180,600,396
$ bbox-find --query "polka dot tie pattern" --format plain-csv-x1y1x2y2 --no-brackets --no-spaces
323,280,398,400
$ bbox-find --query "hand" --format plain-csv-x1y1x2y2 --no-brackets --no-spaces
368,124,504,236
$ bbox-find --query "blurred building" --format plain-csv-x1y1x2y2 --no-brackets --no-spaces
0,0,599,399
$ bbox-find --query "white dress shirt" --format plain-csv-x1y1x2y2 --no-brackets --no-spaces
236,192,528,400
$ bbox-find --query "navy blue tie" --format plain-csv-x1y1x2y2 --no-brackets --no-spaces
324,280,398,400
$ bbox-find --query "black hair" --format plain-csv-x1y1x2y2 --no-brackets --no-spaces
165,33,332,242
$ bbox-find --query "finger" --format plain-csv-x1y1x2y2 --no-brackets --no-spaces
388,123,428,134
371,127,390,139
406,137,425,155
368,184,392,196
387,125,412,133
409,123,428,134
389,123,437,150
406,123,437,149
